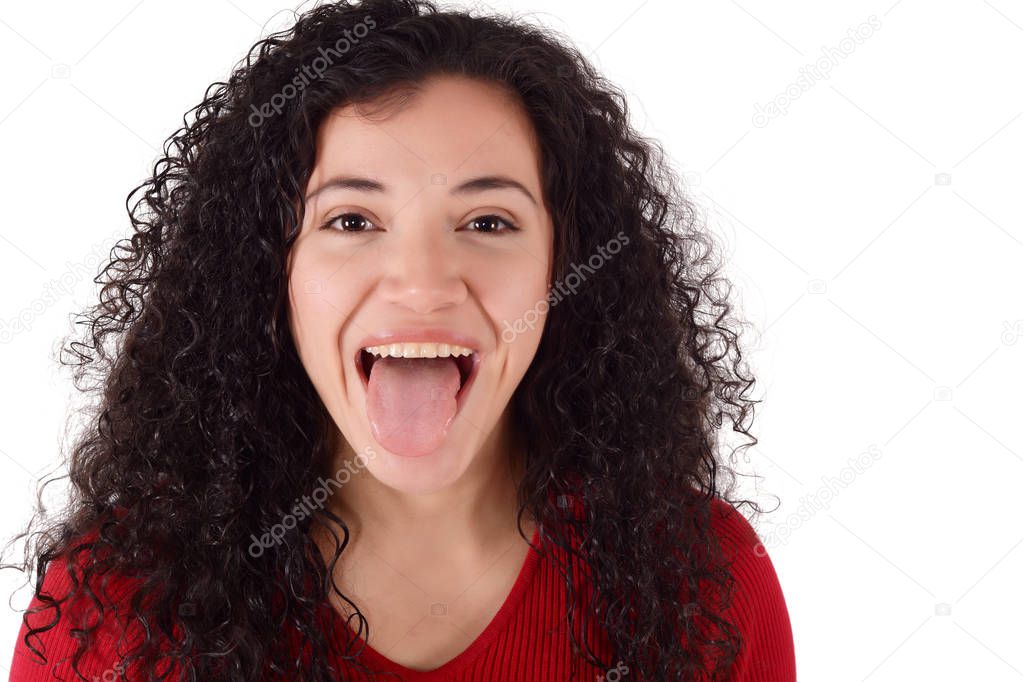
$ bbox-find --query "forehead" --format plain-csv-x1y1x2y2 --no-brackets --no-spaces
310,75,543,183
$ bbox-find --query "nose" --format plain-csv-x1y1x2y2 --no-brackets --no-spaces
377,220,467,314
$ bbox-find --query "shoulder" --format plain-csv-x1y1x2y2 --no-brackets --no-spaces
6,526,158,681
707,495,797,681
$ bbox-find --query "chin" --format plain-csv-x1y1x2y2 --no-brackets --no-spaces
361,440,475,495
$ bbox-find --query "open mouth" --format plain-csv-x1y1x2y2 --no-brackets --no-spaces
352,341,483,457
354,347,480,403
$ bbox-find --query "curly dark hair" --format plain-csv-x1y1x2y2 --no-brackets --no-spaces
3,0,767,679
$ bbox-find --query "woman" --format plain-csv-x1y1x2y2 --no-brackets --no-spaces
6,0,795,679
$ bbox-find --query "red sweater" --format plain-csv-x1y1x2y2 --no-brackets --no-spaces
8,497,795,681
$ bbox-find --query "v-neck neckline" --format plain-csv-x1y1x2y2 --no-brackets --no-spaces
329,524,542,680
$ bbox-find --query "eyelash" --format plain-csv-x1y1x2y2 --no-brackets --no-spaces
318,212,520,235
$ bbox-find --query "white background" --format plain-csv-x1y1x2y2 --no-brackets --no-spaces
1,1,1021,680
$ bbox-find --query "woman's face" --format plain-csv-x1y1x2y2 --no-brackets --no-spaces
287,74,554,494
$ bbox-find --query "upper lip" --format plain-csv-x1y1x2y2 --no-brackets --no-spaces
356,327,482,353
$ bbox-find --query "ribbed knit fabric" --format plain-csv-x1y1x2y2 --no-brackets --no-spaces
8,497,796,681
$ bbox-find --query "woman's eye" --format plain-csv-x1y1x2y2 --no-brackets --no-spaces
319,212,518,234
321,212,377,233
465,214,519,234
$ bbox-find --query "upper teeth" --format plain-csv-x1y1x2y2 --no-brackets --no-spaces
364,342,474,359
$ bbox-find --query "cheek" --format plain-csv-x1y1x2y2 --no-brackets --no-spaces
463,246,550,359
287,241,363,363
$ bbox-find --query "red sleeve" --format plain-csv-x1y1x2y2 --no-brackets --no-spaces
710,496,797,681
9,553,126,681
7,548,178,682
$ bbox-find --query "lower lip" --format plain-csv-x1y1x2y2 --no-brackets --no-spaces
354,350,482,453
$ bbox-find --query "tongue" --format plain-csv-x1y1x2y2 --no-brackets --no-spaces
366,356,462,457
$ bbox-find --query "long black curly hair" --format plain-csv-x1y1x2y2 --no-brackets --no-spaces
3,0,766,679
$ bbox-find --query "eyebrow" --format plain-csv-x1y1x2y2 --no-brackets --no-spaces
304,174,538,205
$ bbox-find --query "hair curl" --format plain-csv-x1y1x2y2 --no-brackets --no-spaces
3,0,767,679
